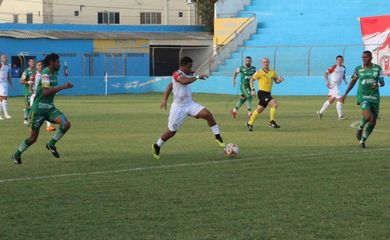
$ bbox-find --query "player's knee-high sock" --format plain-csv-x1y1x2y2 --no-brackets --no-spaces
270,107,277,122
248,110,259,125
46,121,52,127
156,138,165,147
0,100,3,116
336,102,343,118
23,108,30,120
234,98,246,111
362,123,375,142
48,126,67,146
210,124,223,141
2,100,9,115
15,138,33,157
246,95,253,112
319,101,331,114
359,116,368,129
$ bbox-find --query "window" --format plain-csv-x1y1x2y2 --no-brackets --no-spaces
13,14,18,23
26,13,33,24
98,11,120,24
179,12,183,17
140,12,162,24
74,11,79,17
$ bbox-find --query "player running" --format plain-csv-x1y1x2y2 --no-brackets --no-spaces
0,54,14,120
12,53,73,164
231,56,256,119
20,58,36,125
30,60,56,132
341,51,385,148
152,56,225,160
317,55,347,120
245,57,284,131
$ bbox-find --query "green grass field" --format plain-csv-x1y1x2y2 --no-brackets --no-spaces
0,94,389,240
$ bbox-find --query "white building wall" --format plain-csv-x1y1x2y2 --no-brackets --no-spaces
0,0,44,24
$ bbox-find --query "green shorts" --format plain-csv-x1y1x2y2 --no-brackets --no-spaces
359,100,380,118
240,83,251,98
29,107,64,131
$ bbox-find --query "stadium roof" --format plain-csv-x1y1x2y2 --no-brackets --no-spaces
0,24,211,40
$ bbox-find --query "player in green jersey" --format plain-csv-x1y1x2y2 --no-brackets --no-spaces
12,53,74,164
20,58,36,125
231,56,256,119
341,51,385,148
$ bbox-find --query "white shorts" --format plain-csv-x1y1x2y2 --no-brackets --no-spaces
0,82,8,96
168,102,205,132
328,84,341,99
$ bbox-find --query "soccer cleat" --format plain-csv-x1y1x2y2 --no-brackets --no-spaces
152,144,160,160
269,120,281,128
359,141,366,148
12,154,22,165
0,115,3,120
4,114,11,119
245,122,253,132
338,116,347,120
23,119,29,125
356,128,363,141
215,139,226,148
230,110,237,119
316,111,323,120
46,143,60,158
46,125,56,132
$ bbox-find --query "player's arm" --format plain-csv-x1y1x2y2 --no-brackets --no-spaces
20,71,29,85
175,73,207,85
250,75,257,96
378,68,385,87
7,69,14,88
341,71,359,103
160,83,173,110
41,74,73,96
324,70,332,88
232,68,240,87
273,73,284,84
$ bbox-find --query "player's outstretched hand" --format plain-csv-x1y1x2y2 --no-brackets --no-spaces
232,80,236,87
63,82,74,89
340,95,346,103
199,74,208,80
160,101,167,111
279,76,284,83
326,82,332,89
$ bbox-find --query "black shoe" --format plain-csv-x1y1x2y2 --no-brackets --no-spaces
269,120,281,128
359,142,366,148
245,122,253,132
152,144,160,160
12,154,22,165
356,128,363,141
46,144,60,158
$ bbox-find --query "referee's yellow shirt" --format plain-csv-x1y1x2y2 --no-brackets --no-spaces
251,68,278,92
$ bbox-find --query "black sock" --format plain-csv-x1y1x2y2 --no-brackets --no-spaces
215,134,223,142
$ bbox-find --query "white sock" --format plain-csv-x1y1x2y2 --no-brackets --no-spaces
2,100,9,115
47,121,52,127
0,101,3,116
156,138,165,147
210,124,220,135
232,108,237,113
336,101,343,118
319,101,331,114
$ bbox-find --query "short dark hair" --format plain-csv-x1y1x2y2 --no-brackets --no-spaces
336,55,343,59
363,50,372,56
44,53,60,66
245,56,252,59
180,56,193,66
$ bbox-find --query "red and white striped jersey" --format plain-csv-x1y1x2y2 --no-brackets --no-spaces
327,64,346,86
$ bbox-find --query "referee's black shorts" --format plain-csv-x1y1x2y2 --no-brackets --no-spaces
257,90,273,108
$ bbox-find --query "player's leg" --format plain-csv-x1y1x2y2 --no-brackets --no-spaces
153,105,187,159
46,109,71,158
336,99,345,120
195,107,225,147
360,103,378,147
318,96,335,119
46,121,56,132
232,95,247,118
23,95,31,124
244,84,253,118
268,98,280,128
246,104,265,131
0,96,4,120
0,82,11,118
12,112,44,164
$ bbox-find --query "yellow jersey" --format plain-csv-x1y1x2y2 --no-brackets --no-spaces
251,68,278,92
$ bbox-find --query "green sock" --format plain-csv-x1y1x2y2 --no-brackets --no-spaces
359,117,368,129
362,124,375,142
246,95,253,112
235,98,246,110
15,139,32,157
48,127,66,146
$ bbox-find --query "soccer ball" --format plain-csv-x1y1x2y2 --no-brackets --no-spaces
224,143,239,157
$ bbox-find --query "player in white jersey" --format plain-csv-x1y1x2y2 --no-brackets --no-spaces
0,55,14,120
152,57,225,160
317,55,347,120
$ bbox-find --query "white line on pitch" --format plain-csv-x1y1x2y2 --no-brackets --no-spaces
350,121,390,133
1,148,390,184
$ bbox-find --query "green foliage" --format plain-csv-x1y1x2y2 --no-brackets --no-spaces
196,0,218,31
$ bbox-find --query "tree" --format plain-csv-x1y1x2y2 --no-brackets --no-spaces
195,0,218,32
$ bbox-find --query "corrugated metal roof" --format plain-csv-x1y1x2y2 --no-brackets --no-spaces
0,30,212,40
